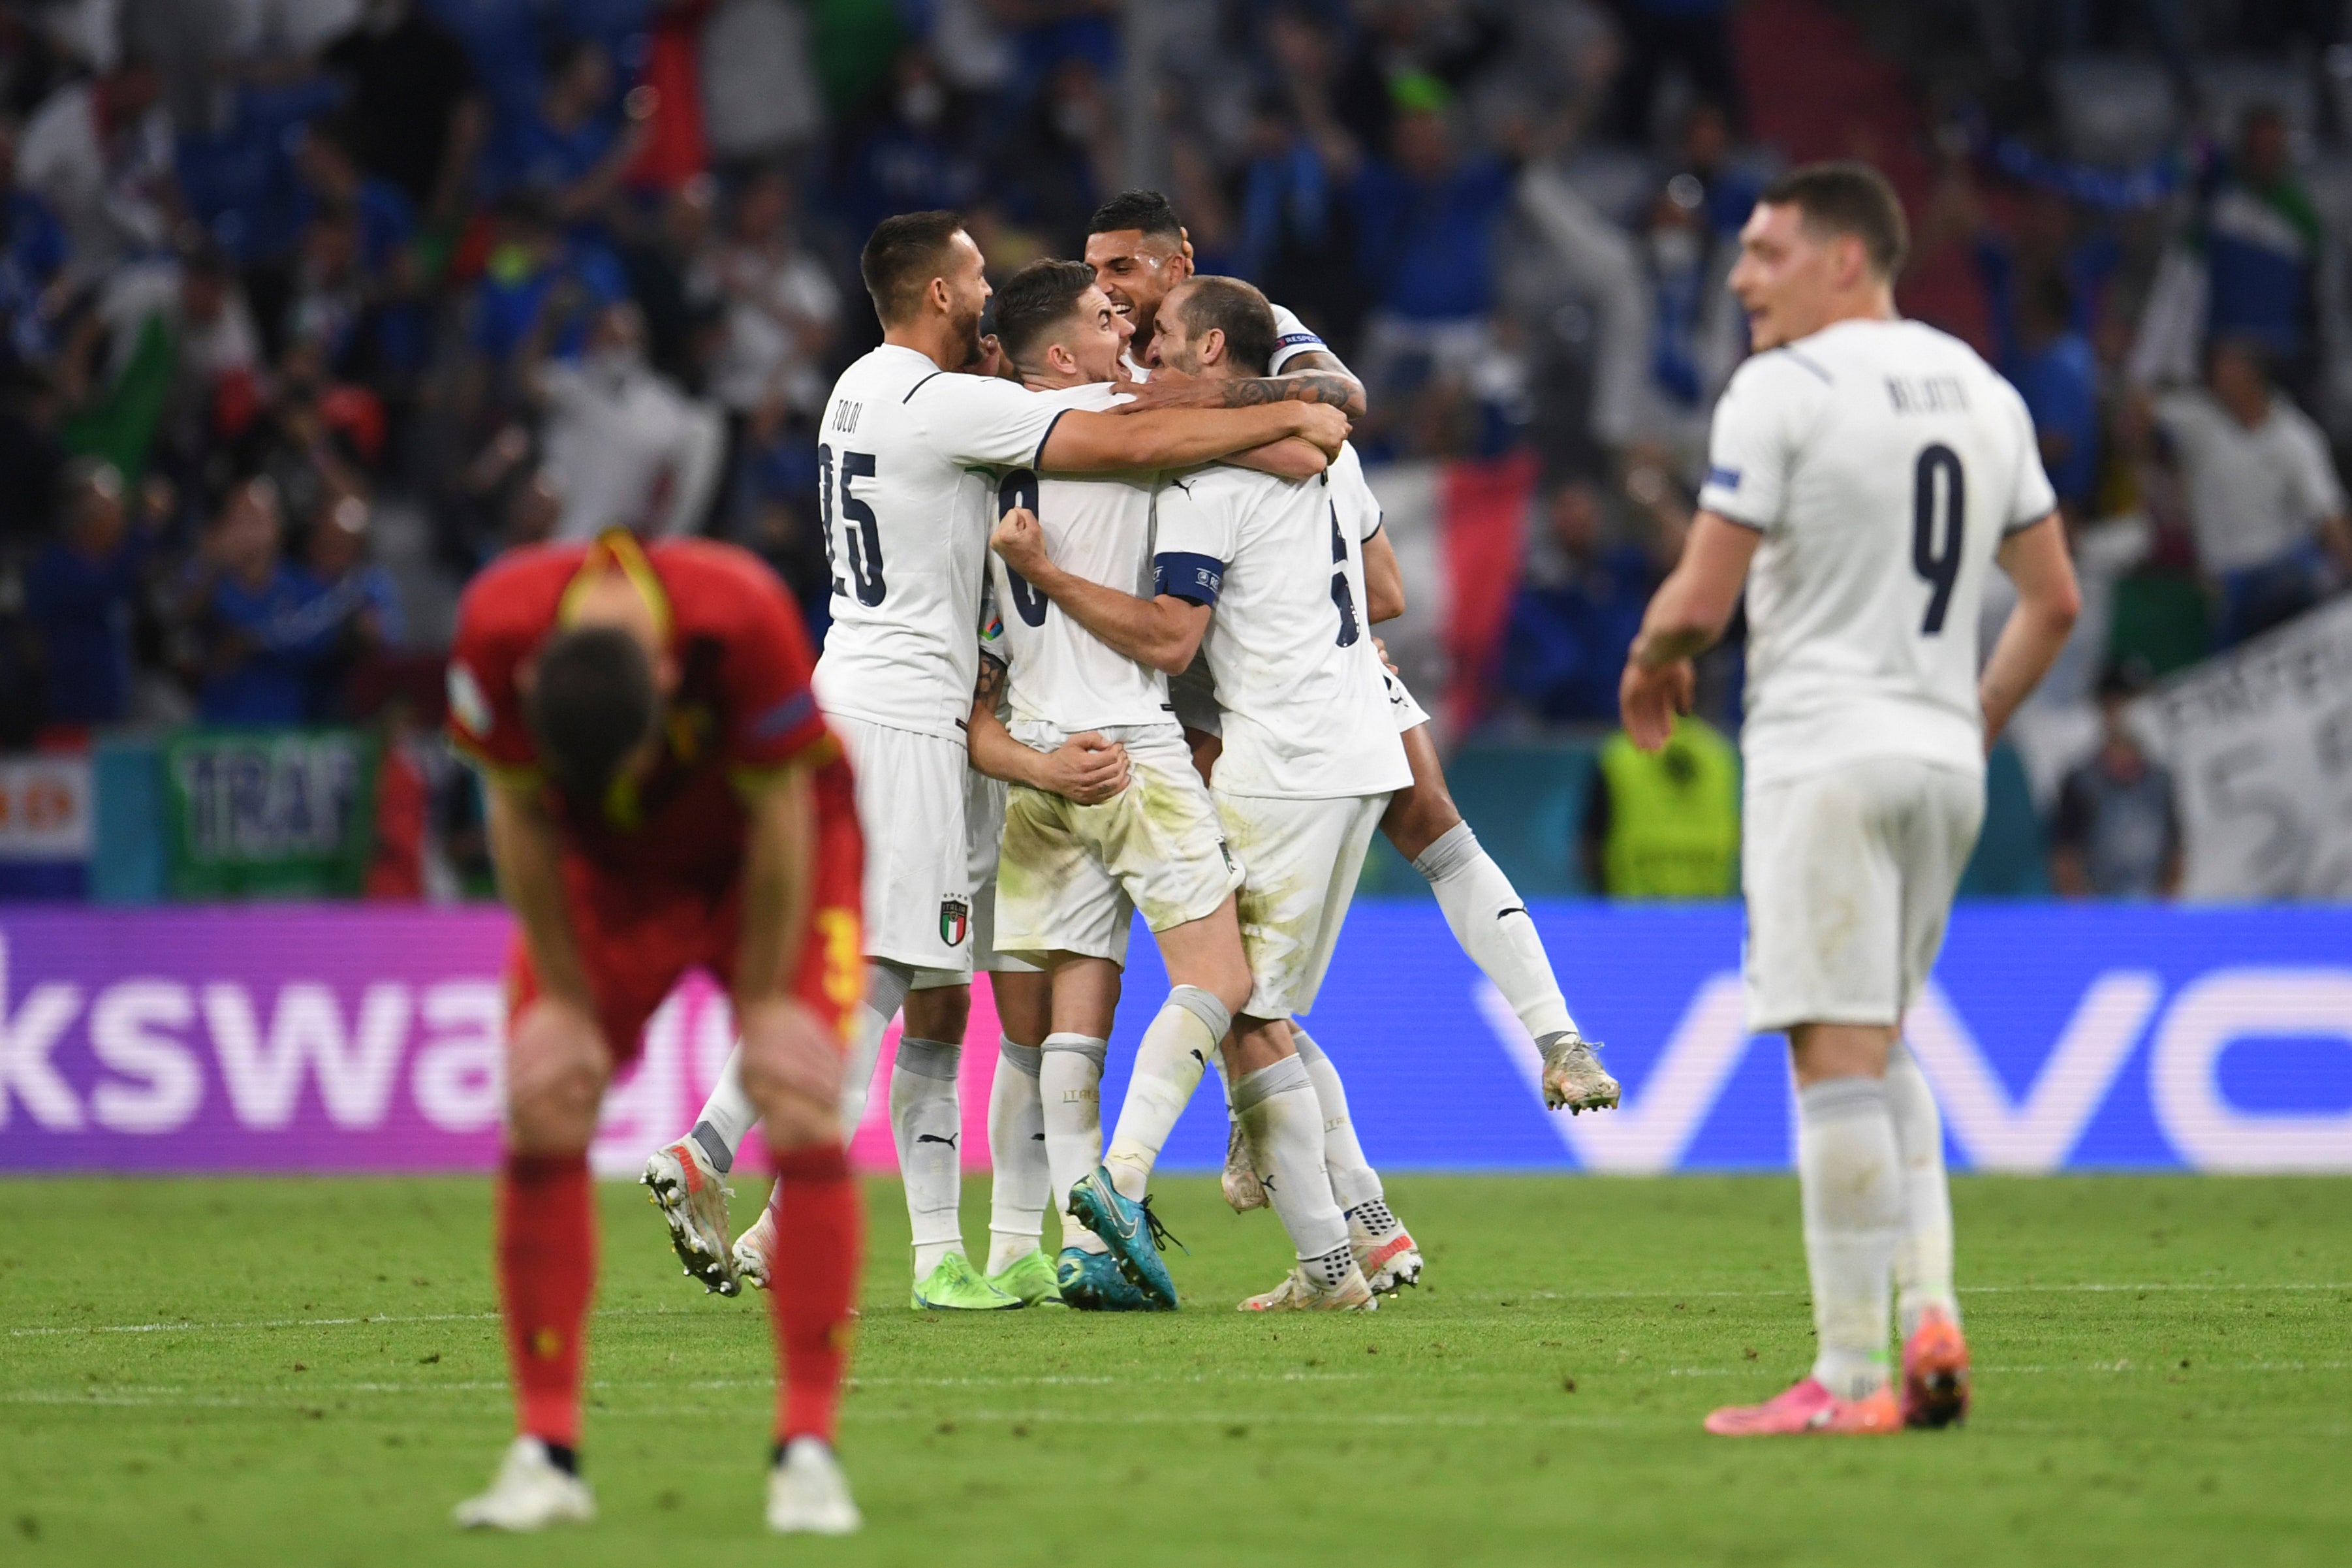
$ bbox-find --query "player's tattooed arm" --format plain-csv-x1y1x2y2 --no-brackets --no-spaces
964,655,1131,804
1225,436,1330,480
1114,360,1367,420
991,507,1212,675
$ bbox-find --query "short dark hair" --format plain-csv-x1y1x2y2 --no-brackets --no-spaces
1757,161,1909,279
527,626,657,804
859,210,967,324
992,259,1098,368
1175,275,1276,376
1087,189,1184,241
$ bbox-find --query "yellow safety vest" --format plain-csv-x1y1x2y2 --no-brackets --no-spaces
1597,717,1740,899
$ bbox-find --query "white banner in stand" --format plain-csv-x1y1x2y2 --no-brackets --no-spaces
2137,595,2352,901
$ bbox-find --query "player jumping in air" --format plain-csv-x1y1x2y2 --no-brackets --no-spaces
446,532,868,1532
1618,163,2080,1434
644,211,1347,1312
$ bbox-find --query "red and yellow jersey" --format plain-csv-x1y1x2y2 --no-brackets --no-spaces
447,533,843,896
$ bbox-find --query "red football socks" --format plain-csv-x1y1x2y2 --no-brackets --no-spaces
767,1142,861,1447
497,1152,596,1449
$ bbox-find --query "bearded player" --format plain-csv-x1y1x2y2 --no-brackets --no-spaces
1620,163,2080,1434
445,531,866,1532
1086,191,1616,1244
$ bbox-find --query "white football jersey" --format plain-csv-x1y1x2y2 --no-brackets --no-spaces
1331,441,1383,542
1696,318,2058,788
1154,464,1409,800
985,381,1173,730
811,345,1065,740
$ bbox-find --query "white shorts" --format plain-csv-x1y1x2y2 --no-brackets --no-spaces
994,723,1242,967
911,764,1040,990
1215,789,1390,1019
1383,667,1431,733
832,714,973,976
1741,756,1984,1034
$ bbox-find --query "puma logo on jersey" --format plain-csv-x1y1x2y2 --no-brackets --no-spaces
916,1133,959,1149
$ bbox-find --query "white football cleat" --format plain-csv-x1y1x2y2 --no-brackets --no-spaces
1349,1201,1423,1293
766,1437,861,1535
642,1138,737,1296
1539,1033,1620,1114
452,1437,595,1531
732,1200,777,1291
1238,1262,1377,1312
1220,1117,1268,1212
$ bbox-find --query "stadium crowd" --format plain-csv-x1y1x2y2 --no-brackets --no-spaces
2,0,2349,900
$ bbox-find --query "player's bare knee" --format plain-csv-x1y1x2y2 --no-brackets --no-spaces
505,1054,603,1151
1221,1016,1293,1076
1382,782,1463,862
758,1086,839,1152
902,983,970,1044
742,1033,845,1121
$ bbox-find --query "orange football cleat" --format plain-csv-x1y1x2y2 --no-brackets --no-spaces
1901,1308,1972,1428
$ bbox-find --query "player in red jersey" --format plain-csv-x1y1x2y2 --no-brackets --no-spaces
443,529,867,1534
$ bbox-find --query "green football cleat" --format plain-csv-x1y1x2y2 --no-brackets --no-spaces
1067,1167,1182,1310
987,1249,1065,1307
910,1252,1024,1311
1055,1247,1156,1311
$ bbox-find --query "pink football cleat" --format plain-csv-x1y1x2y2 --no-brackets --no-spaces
1704,1377,1902,1435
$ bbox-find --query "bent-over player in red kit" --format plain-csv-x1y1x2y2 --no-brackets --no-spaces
444,530,867,1534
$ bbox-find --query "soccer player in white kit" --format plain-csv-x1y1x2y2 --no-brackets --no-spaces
1086,191,1618,1264
1618,164,2082,1434
961,258,1339,1310
639,212,1348,1312
996,274,1403,1311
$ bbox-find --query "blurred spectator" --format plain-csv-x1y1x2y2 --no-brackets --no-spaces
1998,272,2101,519
466,195,629,368
490,36,651,224
531,298,721,539
614,174,720,386
988,56,1121,257
2201,106,2319,394
321,0,486,223
1236,9,1370,353
703,168,837,418
1351,84,1516,396
1672,101,1759,238
2050,665,2182,900
17,52,172,281
2150,339,2352,647
1603,0,1742,144
0,119,72,364
829,47,984,241
698,0,823,172
25,459,143,725
1582,713,1740,898
1497,480,1656,723
185,478,347,725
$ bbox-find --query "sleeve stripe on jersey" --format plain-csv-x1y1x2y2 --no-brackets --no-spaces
902,369,945,403
1275,331,1325,349
1778,349,1834,384
1032,409,1070,469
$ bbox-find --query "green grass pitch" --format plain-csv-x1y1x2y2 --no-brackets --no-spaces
3,1173,2346,1566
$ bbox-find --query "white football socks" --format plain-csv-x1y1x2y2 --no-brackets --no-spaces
890,1036,964,1276
839,961,914,1143
1885,1041,1958,1338
986,1035,1048,1275
1233,1055,1347,1264
1289,1026,1382,1212
1414,823,1576,1044
687,1046,757,1173
1104,986,1227,1202
1040,1033,1108,1254
1796,1076,1902,1400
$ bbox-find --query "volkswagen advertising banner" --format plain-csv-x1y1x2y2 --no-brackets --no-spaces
1,903,2347,1175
